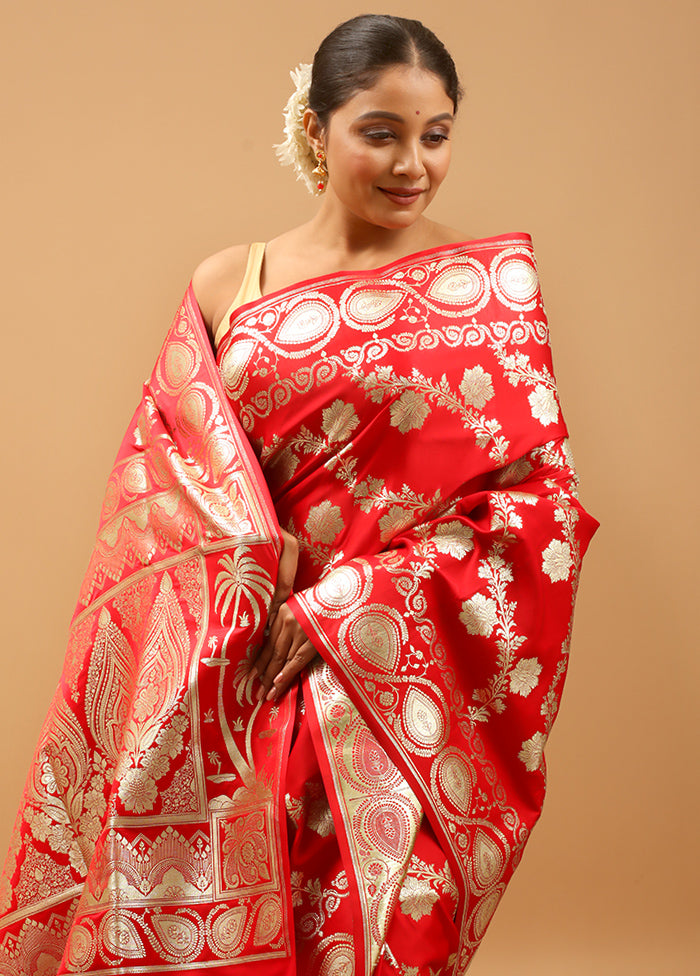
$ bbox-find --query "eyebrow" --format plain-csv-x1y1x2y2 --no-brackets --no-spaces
355,111,454,124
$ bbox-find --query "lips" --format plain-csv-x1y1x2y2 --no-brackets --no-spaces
378,187,424,205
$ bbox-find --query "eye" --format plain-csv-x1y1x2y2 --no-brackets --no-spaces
422,131,450,145
362,129,396,142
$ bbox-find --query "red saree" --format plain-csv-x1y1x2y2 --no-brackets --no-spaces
0,233,597,975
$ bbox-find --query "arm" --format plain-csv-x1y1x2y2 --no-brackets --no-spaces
191,244,249,342
251,529,319,701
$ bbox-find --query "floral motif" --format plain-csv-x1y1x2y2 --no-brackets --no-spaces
459,593,498,637
305,501,345,544
158,727,184,759
509,658,542,696
118,767,158,813
390,390,430,433
289,868,349,941
433,522,475,558
273,63,322,196
542,539,573,581
140,749,169,781
307,795,335,837
399,874,439,920
459,365,494,409
378,506,415,542
221,811,270,888
519,731,547,771
496,453,534,487
528,384,559,425
321,400,359,443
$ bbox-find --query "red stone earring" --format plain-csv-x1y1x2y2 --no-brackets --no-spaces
312,150,327,191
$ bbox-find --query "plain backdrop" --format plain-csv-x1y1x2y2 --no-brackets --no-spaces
1,1,698,973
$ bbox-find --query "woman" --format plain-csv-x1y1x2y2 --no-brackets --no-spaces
0,15,597,976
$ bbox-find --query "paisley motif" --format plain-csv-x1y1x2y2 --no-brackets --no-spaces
209,906,248,956
490,248,540,311
427,258,490,313
315,935,356,976
350,726,395,789
340,605,407,674
471,887,504,940
219,337,256,398
340,283,407,329
361,799,412,860
100,911,145,959
472,828,506,890
401,685,448,753
64,923,97,972
151,911,204,961
157,339,201,395
177,386,208,436
121,457,150,496
431,750,475,818
253,895,282,945
274,293,339,350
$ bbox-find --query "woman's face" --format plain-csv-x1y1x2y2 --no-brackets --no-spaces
311,65,455,231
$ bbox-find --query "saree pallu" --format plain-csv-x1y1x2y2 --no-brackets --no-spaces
0,233,598,976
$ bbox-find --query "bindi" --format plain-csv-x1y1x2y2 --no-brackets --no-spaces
416,110,420,115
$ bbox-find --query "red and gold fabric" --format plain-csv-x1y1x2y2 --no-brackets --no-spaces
0,234,597,975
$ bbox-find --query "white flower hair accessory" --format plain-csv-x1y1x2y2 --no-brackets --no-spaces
274,62,324,196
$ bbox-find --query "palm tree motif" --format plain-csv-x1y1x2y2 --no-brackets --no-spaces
205,545,275,784
214,547,274,654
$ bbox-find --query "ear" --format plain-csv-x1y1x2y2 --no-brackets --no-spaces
303,108,325,155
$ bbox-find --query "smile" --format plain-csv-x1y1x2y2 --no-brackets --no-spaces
378,187,425,206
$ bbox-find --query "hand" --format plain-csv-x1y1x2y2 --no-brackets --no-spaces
254,603,318,702
251,529,318,700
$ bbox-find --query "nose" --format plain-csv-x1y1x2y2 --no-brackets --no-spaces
392,140,426,181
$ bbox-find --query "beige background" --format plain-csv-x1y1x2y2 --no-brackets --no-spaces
1,0,698,972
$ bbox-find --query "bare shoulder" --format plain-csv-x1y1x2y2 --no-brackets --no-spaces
191,244,250,334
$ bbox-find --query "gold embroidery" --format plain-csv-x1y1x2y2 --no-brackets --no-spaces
305,501,345,544
222,810,271,888
212,794,281,900
308,663,422,974
398,854,458,922
489,248,539,311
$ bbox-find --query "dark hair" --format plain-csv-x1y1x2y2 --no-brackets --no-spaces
309,15,463,128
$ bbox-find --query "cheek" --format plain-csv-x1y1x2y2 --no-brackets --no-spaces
329,142,383,186
346,152,382,184
429,152,451,185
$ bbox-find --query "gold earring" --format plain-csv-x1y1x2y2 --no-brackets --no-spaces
312,149,327,191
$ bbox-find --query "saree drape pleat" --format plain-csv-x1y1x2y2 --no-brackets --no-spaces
0,234,597,976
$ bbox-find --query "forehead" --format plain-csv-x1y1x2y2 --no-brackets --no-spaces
338,65,454,118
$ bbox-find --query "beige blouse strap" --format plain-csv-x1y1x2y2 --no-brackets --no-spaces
213,242,266,349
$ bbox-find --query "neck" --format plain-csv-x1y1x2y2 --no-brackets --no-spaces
304,195,434,264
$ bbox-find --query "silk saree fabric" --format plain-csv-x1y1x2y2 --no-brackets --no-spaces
0,233,597,975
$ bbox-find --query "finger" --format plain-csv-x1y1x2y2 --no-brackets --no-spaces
266,644,318,701
256,634,291,699
251,602,293,677
255,607,299,699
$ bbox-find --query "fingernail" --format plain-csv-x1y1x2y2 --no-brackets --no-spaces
256,684,265,701
266,687,278,702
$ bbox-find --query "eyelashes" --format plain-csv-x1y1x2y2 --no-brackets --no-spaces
362,129,450,145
